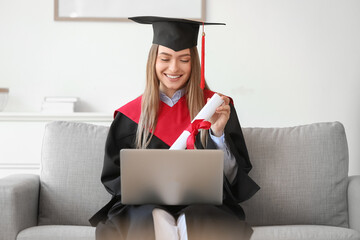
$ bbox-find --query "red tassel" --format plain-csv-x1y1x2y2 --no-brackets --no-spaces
200,22,205,90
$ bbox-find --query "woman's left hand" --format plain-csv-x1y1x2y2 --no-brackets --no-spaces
208,95,231,137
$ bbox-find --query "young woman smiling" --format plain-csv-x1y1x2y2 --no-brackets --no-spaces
90,16,260,240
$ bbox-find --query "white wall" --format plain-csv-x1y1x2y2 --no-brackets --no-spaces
205,0,360,176
1,0,360,174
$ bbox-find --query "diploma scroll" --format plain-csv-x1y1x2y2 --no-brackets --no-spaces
170,93,224,150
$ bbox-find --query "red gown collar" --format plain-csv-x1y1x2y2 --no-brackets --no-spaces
114,90,221,146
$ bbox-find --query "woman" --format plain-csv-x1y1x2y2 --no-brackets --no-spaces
90,16,260,240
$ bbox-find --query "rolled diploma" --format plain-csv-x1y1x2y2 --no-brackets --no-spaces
170,93,224,150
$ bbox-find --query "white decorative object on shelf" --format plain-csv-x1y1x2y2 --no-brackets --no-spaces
0,88,9,111
41,96,78,113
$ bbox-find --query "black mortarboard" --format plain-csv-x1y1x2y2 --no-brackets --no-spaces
128,16,225,52
129,16,225,89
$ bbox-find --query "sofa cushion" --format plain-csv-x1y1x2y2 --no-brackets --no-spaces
251,225,360,240
16,225,360,240
241,122,349,227
38,121,111,226
17,225,95,240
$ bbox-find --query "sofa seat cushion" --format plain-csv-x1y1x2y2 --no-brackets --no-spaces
17,225,95,240
252,225,360,240
17,225,360,240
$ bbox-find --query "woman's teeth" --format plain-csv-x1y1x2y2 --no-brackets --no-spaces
165,74,181,79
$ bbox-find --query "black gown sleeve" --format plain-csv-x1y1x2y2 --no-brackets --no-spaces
224,104,260,203
101,113,170,197
89,113,136,226
201,103,260,204
90,113,170,226
101,113,137,197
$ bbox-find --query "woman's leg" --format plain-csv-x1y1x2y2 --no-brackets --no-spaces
177,213,188,240
182,205,253,240
152,208,179,240
96,204,157,240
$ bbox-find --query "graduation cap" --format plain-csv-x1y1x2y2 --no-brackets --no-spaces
129,16,225,89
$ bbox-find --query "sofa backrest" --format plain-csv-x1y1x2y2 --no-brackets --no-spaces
38,121,111,226
241,121,349,227
38,121,349,227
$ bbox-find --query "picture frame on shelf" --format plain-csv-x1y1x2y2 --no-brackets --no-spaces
54,0,205,22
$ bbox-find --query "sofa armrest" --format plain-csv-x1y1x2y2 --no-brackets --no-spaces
348,175,360,232
0,174,40,240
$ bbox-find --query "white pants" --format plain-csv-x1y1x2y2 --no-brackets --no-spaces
152,208,188,240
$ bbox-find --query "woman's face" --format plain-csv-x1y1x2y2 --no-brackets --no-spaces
156,45,191,97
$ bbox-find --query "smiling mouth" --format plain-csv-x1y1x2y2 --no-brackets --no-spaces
165,74,182,79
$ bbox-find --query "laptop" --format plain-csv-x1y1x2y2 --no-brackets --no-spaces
120,149,224,205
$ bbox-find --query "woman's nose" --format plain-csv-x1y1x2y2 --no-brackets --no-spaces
168,60,179,72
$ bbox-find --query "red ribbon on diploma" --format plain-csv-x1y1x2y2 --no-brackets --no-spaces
186,119,211,149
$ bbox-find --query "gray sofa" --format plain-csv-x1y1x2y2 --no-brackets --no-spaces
1,121,360,240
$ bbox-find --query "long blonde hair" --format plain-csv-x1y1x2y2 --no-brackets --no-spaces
135,44,209,149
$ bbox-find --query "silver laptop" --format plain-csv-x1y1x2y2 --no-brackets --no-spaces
120,149,224,205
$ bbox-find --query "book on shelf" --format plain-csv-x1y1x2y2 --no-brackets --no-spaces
41,97,78,113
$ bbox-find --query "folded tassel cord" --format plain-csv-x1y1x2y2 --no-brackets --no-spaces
200,22,205,90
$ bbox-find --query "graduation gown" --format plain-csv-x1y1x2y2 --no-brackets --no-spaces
90,89,260,240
